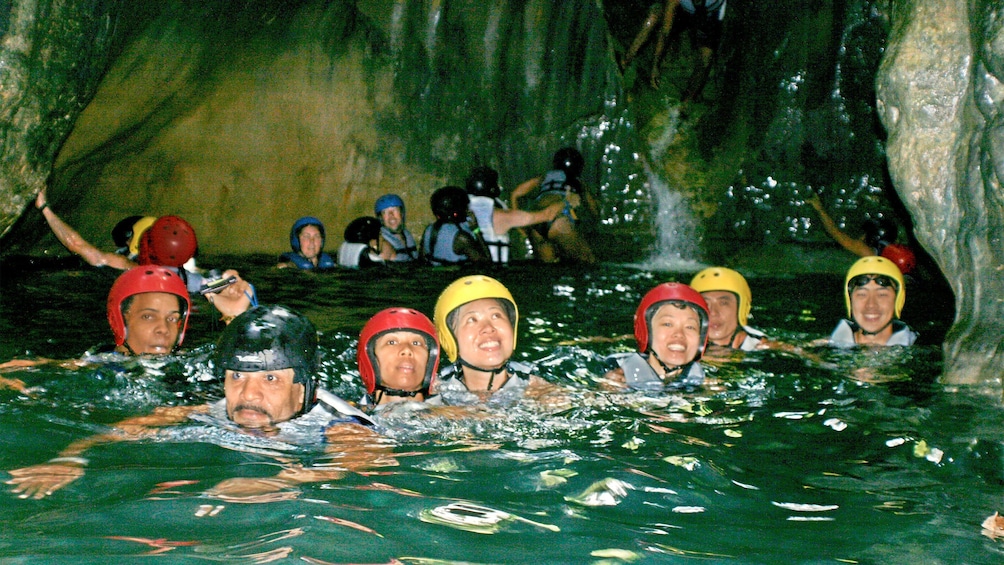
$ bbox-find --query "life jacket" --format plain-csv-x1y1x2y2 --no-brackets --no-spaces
338,242,383,269
380,226,418,261
467,195,510,264
736,325,767,351
680,0,727,19
828,319,918,348
422,222,477,266
428,360,535,407
537,169,569,200
279,251,336,271
614,352,705,391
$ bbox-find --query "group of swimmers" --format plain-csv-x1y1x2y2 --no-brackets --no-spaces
279,148,599,271
3,249,916,499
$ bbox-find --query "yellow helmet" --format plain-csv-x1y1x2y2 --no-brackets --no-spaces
690,267,753,326
844,256,906,318
434,275,518,363
128,216,157,256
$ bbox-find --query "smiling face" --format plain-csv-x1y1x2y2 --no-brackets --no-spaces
121,292,184,355
646,303,702,372
452,298,514,370
380,207,402,231
297,225,323,261
849,280,896,339
224,368,304,429
373,330,430,396
702,290,740,345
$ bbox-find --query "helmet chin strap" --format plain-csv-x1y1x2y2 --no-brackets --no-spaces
457,359,511,392
649,349,689,381
374,387,424,404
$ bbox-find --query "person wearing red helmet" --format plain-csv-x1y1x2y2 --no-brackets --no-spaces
357,308,440,406
806,193,917,276
107,266,191,355
604,282,709,390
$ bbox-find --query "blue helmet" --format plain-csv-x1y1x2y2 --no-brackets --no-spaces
375,194,405,218
290,217,326,253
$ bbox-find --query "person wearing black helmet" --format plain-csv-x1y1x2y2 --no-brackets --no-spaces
510,148,598,263
5,305,379,501
805,193,918,276
421,186,489,266
465,166,564,264
338,216,385,269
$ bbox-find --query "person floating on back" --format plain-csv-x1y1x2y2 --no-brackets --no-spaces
279,216,336,271
374,194,419,262
829,257,917,347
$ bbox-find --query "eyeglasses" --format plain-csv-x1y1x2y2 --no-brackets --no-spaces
848,274,898,292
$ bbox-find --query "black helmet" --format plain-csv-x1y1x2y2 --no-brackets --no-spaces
111,215,144,250
344,217,382,244
431,186,469,223
552,147,584,180
465,167,501,199
862,217,897,251
215,305,319,416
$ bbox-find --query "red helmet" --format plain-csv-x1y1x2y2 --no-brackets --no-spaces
633,283,710,359
357,307,440,395
138,216,198,267
107,266,191,348
880,244,916,276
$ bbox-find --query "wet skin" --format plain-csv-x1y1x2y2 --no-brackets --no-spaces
298,225,323,263
453,298,514,372
225,368,305,430
646,302,701,374
850,280,896,343
120,292,184,355
702,290,742,346
373,330,430,397
380,207,403,232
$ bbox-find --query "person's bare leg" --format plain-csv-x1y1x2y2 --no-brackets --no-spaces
681,46,714,103
621,4,664,69
548,218,596,264
650,0,679,88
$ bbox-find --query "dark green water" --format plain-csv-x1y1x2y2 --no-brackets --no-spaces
1,257,1002,564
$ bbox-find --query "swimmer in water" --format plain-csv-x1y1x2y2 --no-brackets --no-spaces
806,193,917,275
357,308,440,407
464,166,564,264
829,257,918,348
374,194,419,262
278,216,336,271
690,267,768,352
510,147,598,264
603,282,709,390
5,305,384,501
0,265,252,374
422,186,490,266
428,275,558,406
338,216,385,269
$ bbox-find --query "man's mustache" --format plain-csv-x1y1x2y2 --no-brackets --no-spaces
232,403,275,423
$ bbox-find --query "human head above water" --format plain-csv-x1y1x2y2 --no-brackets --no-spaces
112,215,144,251
215,305,319,424
633,282,710,362
289,217,326,255
690,265,752,323
107,266,191,355
552,147,585,180
138,216,198,268
358,307,440,399
374,194,406,230
844,256,906,319
465,166,501,199
434,275,518,364
344,216,382,245
127,216,157,257
430,186,469,224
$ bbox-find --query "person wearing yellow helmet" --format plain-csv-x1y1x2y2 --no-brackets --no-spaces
690,267,767,351
428,275,550,406
830,256,917,347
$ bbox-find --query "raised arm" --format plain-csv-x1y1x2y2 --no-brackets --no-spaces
510,177,541,210
806,194,874,257
5,405,205,499
36,189,135,270
493,202,563,234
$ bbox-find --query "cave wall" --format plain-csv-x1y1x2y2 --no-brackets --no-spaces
877,0,1004,385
